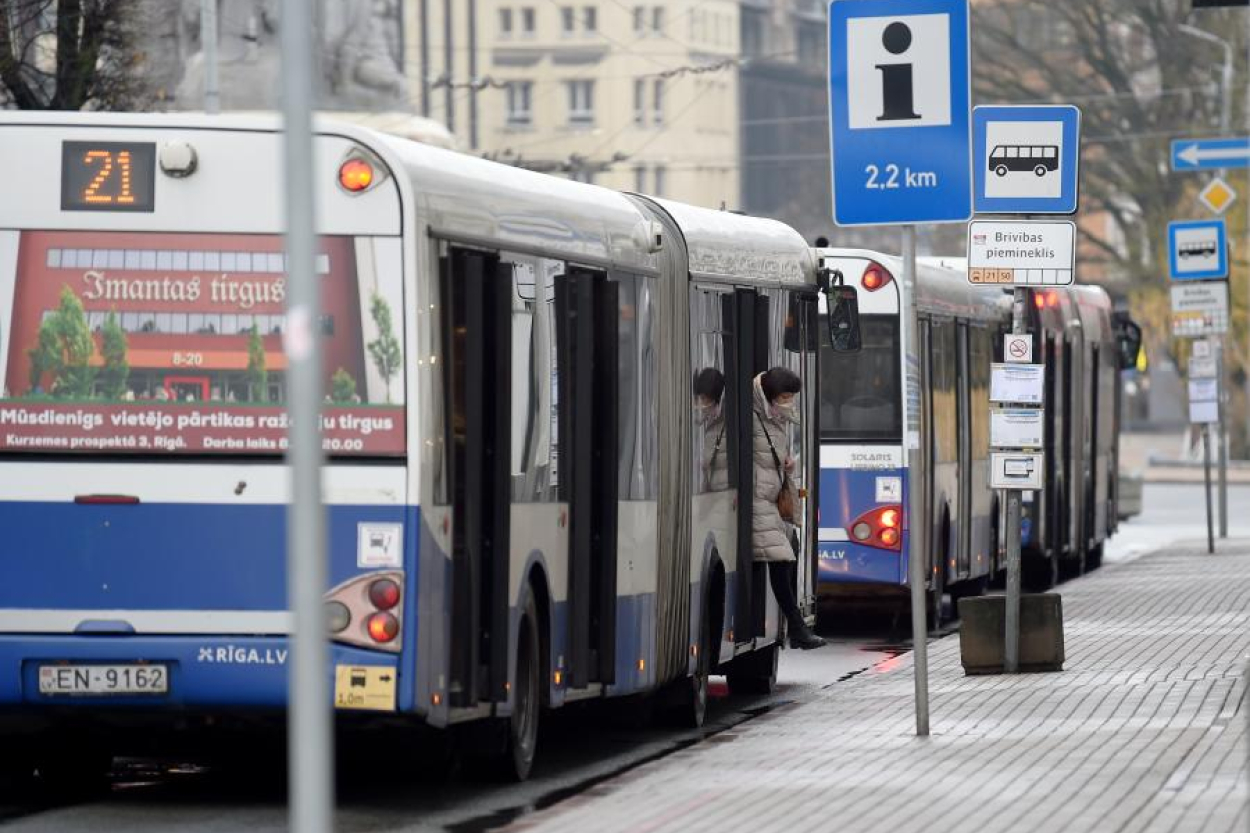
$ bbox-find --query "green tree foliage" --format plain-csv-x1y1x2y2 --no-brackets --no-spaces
246,325,268,403
27,285,95,398
331,367,358,403
366,292,402,404
99,309,129,400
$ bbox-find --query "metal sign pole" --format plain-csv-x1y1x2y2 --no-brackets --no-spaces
903,225,929,737
200,0,219,115
1003,288,1027,674
280,2,334,832
1204,424,1215,555
1217,337,1229,538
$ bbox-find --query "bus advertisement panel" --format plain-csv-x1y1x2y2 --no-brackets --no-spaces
0,230,405,456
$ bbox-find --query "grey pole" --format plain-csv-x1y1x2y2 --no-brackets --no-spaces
903,225,929,737
1204,424,1214,555
280,2,334,832
1003,288,1027,674
200,0,219,115
1218,337,1229,537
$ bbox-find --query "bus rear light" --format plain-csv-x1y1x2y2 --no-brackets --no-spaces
861,262,893,292
847,505,903,551
368,578,401,611
338,158,374,192
366,611,399,643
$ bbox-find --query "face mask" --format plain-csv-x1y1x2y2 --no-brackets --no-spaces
772,399,800,425
695,402,721,425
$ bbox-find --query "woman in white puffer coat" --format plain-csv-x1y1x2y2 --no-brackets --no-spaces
752,367,825,650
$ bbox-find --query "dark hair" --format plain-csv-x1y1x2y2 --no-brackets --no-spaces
761,366,801,403
693,367,725,403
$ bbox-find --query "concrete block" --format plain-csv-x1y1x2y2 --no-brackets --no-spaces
958,593,1065,674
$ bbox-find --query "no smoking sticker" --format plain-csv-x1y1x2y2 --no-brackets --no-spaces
1004,334,1033,364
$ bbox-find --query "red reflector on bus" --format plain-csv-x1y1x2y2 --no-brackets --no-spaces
366,611,399,643
74,494,140,505
368,578,401,611
338,158,374,193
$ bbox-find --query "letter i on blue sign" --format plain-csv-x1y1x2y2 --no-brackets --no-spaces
827,0,973,226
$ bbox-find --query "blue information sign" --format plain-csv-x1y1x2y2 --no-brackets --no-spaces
1168,219,1228,281
1171,137,1250,172
973,105,1080,214
827,0,972,226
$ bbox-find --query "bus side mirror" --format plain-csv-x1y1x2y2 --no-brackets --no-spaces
1112,312,1142,370
826,285,861,353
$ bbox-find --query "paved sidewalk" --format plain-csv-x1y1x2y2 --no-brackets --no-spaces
507,540,1250,833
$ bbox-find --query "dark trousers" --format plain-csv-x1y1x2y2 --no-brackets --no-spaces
768,560,802,625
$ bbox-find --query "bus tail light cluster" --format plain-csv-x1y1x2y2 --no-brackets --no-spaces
847,505,903,551
336,147,390,195
861,261,894,292
323,571,404,653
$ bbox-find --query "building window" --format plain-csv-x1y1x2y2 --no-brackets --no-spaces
584,6,597,32
633,165,646,193
506,81,533,126
798,23,823,64
652,6,663,34
654,164,666,196
633,5,644,33
566,80,594,125
499,7,513,37
560,6,575,34
652,79,664,125
742,9,764,57
521,7,536,35
634,78,645,126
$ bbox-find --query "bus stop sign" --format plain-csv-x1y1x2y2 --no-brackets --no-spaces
827,0,972,226
973,105,1080,214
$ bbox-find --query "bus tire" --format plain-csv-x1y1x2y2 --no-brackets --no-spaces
1085,542,1104,572
500,589,541,782
683,613,711,728
994,164,1008,177
726,643,779,696
1034,165,1048,177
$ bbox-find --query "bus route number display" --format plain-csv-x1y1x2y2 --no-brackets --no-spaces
61,141,156,213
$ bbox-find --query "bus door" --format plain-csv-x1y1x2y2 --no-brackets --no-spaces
442,247,512,707
955,323,972,579
726,288,768,640
556,268,620,688
787,292,820,620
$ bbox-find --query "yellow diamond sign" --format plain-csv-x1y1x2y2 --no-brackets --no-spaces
1199,177,1237,215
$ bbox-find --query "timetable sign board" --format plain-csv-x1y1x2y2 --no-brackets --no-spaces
967,220,1076,285
990,363,1044,405
827,0,973,226
1170,282,1229,337
991,451,1044,490
991,408,1044,449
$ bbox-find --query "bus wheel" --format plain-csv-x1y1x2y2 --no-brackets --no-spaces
726,643,779,696
1034,165,1048,177
685,615,711,728
501,590,541,781
994,164,1008,177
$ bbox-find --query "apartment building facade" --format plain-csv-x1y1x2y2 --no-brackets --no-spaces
408,0,741,209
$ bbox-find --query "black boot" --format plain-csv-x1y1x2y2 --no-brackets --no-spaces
787,615,826,650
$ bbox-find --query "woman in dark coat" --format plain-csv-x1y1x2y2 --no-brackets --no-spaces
753,366,825,650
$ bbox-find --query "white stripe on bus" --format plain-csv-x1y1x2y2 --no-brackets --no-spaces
818,528,850,542
0,609,292,634
819,445,903,470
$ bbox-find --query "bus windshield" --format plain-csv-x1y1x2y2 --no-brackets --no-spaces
819,314,901,442
0,230,406,457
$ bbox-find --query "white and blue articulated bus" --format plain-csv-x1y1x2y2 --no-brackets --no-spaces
0,112,823,781
814,249,1011,626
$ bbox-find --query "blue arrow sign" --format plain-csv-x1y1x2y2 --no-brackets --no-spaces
827,0,972,226
1168,219,1228,281
1171,137,1250,171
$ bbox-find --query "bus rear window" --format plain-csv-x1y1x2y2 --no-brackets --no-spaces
0,230,405,457
820,315,901,442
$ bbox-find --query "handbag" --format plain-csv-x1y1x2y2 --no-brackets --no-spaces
757,414,800,524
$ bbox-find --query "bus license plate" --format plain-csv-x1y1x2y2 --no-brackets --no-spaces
38,664,168,696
